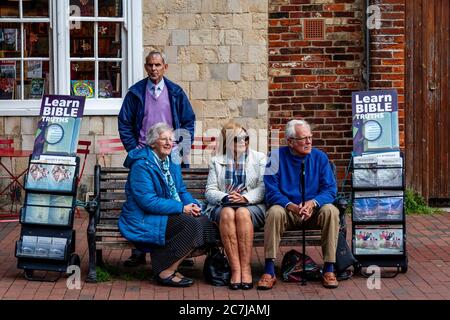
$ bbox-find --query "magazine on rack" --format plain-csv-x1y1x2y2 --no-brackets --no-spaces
354,225,404,255
352,90,399,156
25,161,76,193
24,193,74,225
32,95,85,160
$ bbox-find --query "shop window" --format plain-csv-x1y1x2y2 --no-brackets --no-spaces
0,0,143,115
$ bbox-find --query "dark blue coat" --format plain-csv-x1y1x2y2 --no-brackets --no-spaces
118,77,196,152
118,146,197,246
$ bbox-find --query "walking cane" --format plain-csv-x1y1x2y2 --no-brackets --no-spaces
300,159,307,286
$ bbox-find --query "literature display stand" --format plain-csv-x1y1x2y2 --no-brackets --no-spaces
351,154,408,275
15,156,81,281
351,89,407,276
15,95,85,281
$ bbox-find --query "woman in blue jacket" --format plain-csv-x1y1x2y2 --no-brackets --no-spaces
118,123,215,287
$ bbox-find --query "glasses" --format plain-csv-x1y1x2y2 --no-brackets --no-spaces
289,135,313,142
159,137,174,143
233,135,249,143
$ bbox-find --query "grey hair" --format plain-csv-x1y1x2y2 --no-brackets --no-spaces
285,119,311,139
146,50,167,64
146,122,173,146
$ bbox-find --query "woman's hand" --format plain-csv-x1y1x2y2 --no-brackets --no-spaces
183,203,201,216
228,191,249,204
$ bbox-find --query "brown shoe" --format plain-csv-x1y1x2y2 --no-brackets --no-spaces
257,273,276,290
322,272,339,289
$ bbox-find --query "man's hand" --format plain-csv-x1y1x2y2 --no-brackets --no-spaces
183,203,201,216
298,200,316,221
228,191,249,203
286,203,301,216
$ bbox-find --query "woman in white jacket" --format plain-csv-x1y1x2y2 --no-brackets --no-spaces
205,122,266,290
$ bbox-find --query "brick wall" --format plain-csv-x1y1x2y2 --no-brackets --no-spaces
369,0,405,148
268,0,406,187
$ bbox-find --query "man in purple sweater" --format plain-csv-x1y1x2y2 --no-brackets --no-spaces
257,119,340,290
118,50,196,267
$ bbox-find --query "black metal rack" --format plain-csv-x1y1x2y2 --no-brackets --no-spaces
351,153,408,276
15,156,81,281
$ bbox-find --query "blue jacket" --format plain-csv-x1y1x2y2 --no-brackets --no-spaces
264,147,337,208
118,146,196,246
118,77,196,152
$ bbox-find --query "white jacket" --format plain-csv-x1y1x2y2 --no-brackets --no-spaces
205,149,267,214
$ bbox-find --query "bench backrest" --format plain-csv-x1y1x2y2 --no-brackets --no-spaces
94,165,209,226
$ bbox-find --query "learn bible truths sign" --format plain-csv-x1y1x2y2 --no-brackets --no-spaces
32,95,85,160
352,90,399,156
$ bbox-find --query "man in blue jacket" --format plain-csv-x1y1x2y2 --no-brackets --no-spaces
118,50,196,267
257,119,340,290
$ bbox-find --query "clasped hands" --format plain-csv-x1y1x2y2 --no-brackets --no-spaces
183,203,201,216
227,191,248,204
287,200,316,221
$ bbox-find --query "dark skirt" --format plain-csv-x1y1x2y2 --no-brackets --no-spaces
209,205,265,230
135,214,216,276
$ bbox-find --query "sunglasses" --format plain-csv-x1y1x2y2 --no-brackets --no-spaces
233,135,249,143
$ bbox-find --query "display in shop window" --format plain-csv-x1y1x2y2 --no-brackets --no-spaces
0,78,14,100
71,80,94,98
0,28,18,52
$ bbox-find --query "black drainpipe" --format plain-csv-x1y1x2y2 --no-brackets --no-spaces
364,0,371,90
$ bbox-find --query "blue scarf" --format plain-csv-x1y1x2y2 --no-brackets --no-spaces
152,151,181,202
224,152,247,194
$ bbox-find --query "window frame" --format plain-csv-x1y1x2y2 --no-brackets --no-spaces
0,0,143,116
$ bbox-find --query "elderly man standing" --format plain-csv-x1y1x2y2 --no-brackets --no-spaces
257,119,340,290
118,50,196,267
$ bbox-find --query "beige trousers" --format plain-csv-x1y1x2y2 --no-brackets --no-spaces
264,204,340,263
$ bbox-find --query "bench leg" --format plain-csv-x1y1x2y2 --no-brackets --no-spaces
96,249,104,267
86,213,97,283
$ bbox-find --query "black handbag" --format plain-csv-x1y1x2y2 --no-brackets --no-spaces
203,246,231,286
335,228,358,278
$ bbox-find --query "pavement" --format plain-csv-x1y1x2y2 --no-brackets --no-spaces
0,212,449,300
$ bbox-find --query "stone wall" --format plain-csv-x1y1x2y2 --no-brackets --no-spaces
143,0,270,161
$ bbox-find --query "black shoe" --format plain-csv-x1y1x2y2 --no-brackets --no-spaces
123,254,146,267
180,258,195,267
157,272,194,287
241,282,254,290
229,282,242,290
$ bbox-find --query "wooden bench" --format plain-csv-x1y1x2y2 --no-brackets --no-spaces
85,165,346,283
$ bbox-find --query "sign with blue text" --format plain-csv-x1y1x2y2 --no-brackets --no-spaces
352,90,399,156
32,95,85,160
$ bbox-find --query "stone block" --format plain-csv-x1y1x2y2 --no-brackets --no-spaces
243,30,267,45
218,46,230,62
143,14,167,31
190,30,212,45
111,153,127,167
208,64,228,80
202,0,227,13
252,13,268,29
231,45,249,63
0,118,4,135
252,81,268,99
167,15,180,30
182,64,200,81
242,99,258,117
247,0,268,13
211,30,226,45
20,117,38,135
166,64,182,81
225,30,242,45
203,100,229,117
258,100,269,117
80,117,90,135
178,81,190,95
220,81,237,99
143,30,170,46
207,81,221,99
228,63,241,81
5,117,20,135
104,116,119,135
191,81,208,99
236,81,252,99
242,64,257,81
228,0,249,13
179,13,198,29
164,45,178,64
256,63,268,81
89,117,104,135
248,45,266,63
171,30,189,45
233,13,252,29
217,15,233,28
195,14,217,29
187,0,202,12
191,100,206,118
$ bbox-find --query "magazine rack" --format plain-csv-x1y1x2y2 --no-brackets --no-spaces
351,153,408,277
15,156,81,281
